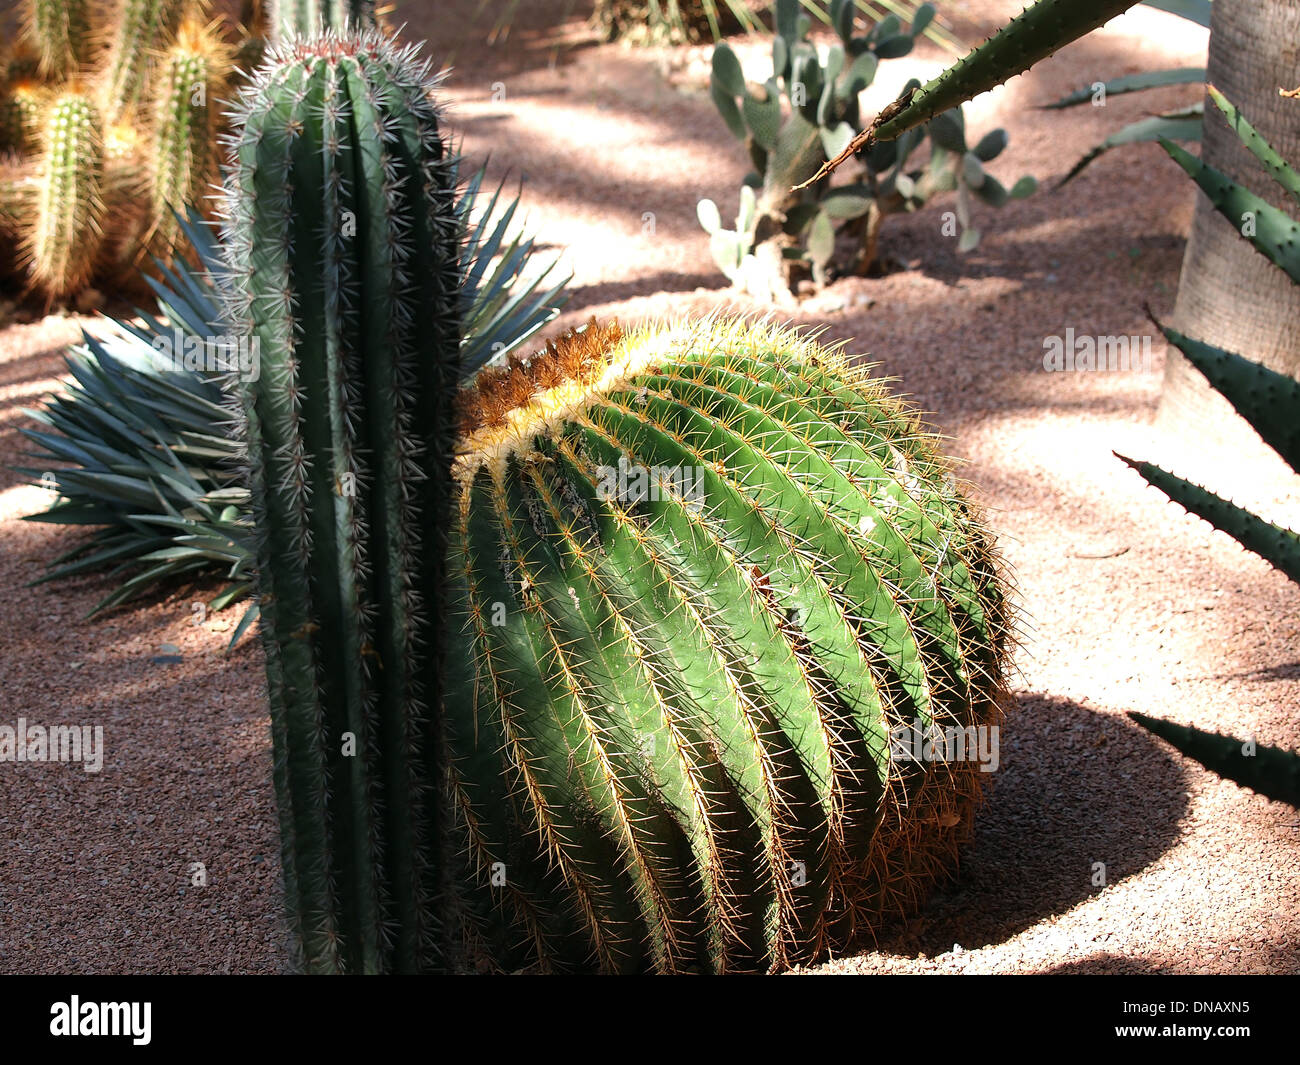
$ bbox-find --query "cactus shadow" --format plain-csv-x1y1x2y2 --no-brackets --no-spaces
868,692,1189,957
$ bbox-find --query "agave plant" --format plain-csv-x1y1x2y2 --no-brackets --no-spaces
20,162,570,629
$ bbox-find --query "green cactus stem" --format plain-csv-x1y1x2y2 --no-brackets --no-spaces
24,92,104,298
148,18,227,257
268,0,379,39
23,0,93,79
101,0,187,126
222,28,463,974
0,80,46,154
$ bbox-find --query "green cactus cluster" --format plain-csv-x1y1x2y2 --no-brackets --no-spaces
699,0,1034,301
210,27,1012,973
0,0,389,302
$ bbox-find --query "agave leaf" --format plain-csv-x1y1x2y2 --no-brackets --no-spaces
1154,320,1300,472
872,0,1145,143
1205,85,1300,210
1162,136,1300,284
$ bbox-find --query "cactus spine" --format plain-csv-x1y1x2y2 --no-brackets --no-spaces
222,29,462,974
25,92,104,297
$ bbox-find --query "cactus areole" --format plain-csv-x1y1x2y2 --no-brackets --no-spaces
228,32,1012,974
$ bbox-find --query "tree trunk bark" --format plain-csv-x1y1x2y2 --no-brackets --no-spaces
1159,0,1300,449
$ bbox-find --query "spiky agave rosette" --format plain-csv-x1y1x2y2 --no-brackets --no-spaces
444,316,1013,973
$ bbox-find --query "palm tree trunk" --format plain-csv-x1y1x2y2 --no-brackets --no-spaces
1159,0,1300,448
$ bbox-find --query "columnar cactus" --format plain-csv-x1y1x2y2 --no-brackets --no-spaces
22,0,92,79
149,18,228,257
221,29,463,974
24,92,104,297
0,81,45,154
100,0,186,126
443,317,1011,972
269,0,379,39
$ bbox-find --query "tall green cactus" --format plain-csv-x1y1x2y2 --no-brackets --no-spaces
222,28,463,974
101,0,186,126
22,0,93,79
269,0,378,39
148,17,227,258
25,92,104,298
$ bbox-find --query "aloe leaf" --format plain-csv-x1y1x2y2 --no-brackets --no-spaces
1043,66,1204,109
1117,453,1300,583
1128,713,1300,809
1162,136,1300,284
1055,108,1203,188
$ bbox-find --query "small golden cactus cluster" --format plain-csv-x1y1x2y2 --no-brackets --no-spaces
0,0,251,302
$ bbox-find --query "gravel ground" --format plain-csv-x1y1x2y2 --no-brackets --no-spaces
0,1,1296,975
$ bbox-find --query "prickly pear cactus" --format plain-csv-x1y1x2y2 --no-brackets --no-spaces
443,317,1012,972
701,0,1035,299
222,28,463,974
25,92,104,297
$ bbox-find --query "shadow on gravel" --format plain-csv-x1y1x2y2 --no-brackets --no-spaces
1036,937,1300,974
868,692,1189,957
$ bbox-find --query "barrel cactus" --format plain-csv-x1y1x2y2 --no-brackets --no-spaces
444,317,1011,972
227,29,1010,974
